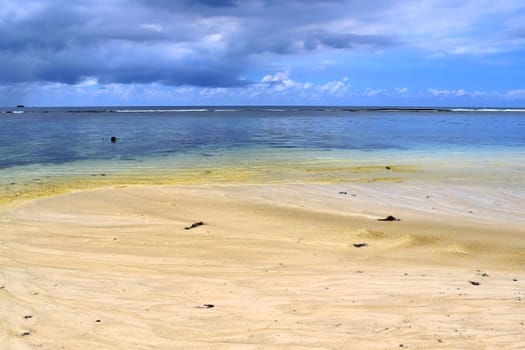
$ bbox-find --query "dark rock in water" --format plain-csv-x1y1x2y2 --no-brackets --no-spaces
378,215,400,221
184,221,205,230
353,243,368,248
16,105,25,108
111,136,117,143
469,281,480,286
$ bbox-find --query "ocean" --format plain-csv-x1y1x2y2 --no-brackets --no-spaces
1,106,524,204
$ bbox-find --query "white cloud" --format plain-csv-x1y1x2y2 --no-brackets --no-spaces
140,23,163,33
259,71,313,93
75,77,99,88
505,89,525,99
455,89,467,96
205,33,223,43
428,88,451,97
321,80,348,96
200,87,227,97
362,88,386,97
428,88,476,97
261,71,291,83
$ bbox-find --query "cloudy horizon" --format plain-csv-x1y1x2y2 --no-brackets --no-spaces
1,0,525,107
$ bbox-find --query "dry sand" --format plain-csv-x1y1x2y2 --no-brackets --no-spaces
0,183,524,349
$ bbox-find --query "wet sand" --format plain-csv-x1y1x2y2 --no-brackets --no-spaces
0,183,524,349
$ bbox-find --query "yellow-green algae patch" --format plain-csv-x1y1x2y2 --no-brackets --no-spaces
0,163,414,207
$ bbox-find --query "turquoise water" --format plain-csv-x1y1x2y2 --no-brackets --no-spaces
1,106,524,202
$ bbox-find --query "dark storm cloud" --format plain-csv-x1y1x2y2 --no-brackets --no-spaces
0,0,397,87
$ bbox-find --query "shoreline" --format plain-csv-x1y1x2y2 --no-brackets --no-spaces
1,183,524,349
2,147,524,209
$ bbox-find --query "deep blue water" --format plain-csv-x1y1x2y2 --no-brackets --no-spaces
1,107,525,169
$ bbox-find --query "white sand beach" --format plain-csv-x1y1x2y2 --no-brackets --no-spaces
0,183,524,349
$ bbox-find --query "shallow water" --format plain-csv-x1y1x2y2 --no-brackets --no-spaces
1,106,524,204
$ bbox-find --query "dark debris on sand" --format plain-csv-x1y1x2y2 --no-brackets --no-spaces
353,243,368,248
377,215,400,221
184,221,205,230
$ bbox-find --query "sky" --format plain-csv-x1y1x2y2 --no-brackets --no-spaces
1,0,525,107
